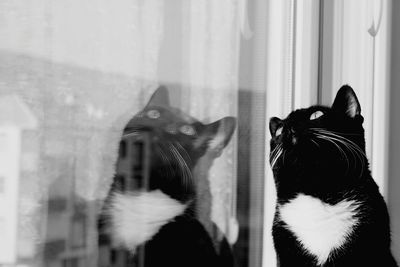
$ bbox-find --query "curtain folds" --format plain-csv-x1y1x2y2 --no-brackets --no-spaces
0,0,241,265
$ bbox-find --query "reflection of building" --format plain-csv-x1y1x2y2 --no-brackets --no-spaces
40,126,97,267
116,134,149,191
43,159,90,267
0,95,37,265
0,52,144,267
99,134,149,267
0,94,95,267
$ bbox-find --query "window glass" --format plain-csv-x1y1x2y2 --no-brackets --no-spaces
0,1,266,267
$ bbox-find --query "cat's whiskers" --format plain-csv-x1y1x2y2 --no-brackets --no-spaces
329,136,362,167
314,129,366,168
167,145,187,189
174,142,192,166
156,145,175,180
271,150,282,169
169,144,192,191
313,134,351,173
325,134,365,178
313,129,361,146
314,134,356,166
270,144,280,159
311,129,366,177
270,144,283,169
175,143,195,193
270,144,281,156
310,138,320,148
310,128,362,136
173,142,193,188
317,130,366,158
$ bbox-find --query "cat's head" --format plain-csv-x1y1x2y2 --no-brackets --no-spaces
116,86,236,202
269,85,367,191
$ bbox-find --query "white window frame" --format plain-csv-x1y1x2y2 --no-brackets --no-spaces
263,1,320,266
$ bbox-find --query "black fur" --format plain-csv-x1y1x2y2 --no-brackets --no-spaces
269,85,398,266
98,86,236,267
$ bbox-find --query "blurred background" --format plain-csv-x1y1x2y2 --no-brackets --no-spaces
0,0,399,266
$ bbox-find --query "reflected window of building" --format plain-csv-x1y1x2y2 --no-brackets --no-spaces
0,176,4,194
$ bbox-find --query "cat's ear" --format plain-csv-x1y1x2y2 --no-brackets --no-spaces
196,117,237,157
331,85,361,118
146,85,171,107
269,117,282,137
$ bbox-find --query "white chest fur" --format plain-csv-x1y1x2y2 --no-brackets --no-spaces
107,190,186,252
278,194,360,265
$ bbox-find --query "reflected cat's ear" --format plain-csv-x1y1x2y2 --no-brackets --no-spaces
332,85,361,118
195,117,237,157
146,85,171,107
269,117,282,137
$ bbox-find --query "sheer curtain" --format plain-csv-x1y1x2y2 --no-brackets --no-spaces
0,0,242,266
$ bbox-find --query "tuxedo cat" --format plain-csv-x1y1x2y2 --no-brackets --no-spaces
98,86,236,267
269,86,398,266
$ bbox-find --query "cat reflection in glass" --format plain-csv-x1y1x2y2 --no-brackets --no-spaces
269,86,398,266
98,86,236,267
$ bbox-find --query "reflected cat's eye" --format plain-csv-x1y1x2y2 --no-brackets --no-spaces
147,110,161,119
180,125,196,135
310,111,324,120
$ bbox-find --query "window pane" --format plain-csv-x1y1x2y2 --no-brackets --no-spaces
0,1,267,267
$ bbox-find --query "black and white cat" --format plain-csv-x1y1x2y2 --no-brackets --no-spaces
98,86,236,267
269,86,398,266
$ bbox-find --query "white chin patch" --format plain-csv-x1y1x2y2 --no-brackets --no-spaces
107,190,186,252
278,194,359,266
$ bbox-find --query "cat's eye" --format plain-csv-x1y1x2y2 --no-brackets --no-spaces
179,125,196,135
275,126,283,137
310,111,324,120
147,110,160,119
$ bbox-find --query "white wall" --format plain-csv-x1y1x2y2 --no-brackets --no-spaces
388,0,400,261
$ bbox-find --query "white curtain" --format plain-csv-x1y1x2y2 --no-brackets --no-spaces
0,0,241,265
182,0,240,242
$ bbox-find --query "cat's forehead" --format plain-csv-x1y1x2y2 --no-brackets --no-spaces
142,105,199,124
285,105,330,121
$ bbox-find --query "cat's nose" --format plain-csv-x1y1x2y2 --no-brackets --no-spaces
288,127,298,145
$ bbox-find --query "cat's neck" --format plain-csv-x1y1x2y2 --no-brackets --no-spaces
275,171,374,203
